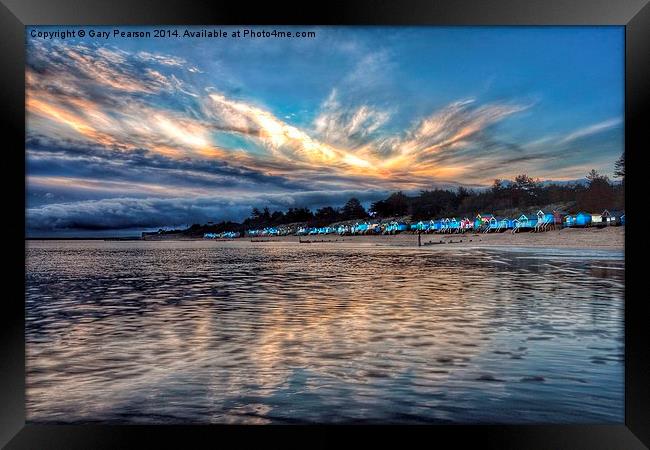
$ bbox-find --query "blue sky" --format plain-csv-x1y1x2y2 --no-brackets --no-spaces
25,26,624,235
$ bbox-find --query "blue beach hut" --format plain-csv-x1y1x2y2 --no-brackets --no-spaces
487,216,499,231
517,214,538,230
411,221,426,232
575,212,592,227
497,218,513,231
386,221,408,233
563,212,591,227
441,218,451,232
563,215,575,227
355,222,369,234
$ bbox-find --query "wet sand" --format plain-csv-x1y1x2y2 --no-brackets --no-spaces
27,238,625,423
243,226,624,250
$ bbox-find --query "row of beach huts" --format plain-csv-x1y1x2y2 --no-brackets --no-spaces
204,209,625,239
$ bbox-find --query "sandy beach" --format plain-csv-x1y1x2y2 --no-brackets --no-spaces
236,226,625,251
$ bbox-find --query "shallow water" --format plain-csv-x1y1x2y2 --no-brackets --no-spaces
25,240,624,424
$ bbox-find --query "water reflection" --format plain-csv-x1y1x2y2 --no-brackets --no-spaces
26,240,624,424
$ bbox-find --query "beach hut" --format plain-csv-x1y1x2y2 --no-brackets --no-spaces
439,218,448,233
591,212,604,227
575,212,592,227
605,210,625,226
553,210,567,226
537,210,555,225
474,213,495,231
511,218,521,233
563,214,575,227
516,214,537,230
533,210,555,231
448,218,460,232
368,223,381,234
460,218,473,232
564,212,591,227
601,209,625,226
354,222,369,234
411,221,426,232
486,216,499,232
384,221,407,234
498,217,514,231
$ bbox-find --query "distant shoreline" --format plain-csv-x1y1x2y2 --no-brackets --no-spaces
25,236,142,241
26,227,624,251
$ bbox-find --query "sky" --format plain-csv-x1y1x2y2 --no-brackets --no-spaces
25,26,624,236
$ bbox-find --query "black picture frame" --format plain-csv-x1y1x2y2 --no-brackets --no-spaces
2,1,648,448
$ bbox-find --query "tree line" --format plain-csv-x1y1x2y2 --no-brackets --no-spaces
183,160,624,235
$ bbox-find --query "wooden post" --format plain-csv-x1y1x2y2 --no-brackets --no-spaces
418,231,422,247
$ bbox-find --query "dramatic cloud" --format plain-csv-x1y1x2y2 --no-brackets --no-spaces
25,26,624,233
26,190,391,231
314,89,391,148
